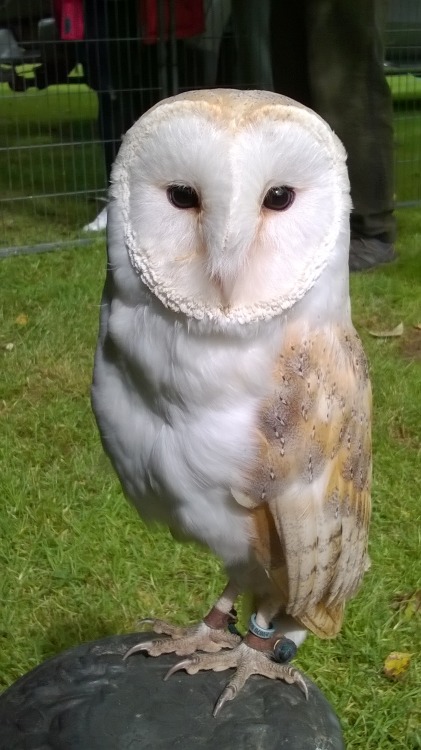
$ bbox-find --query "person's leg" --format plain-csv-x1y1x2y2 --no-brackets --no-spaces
231,0,273,90
82,0,160,230
270,1,311,105
83,0,149,184
305,0,396,268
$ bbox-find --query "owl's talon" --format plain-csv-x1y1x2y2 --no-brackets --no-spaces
293,671,309,700
123,641,152,660
213,684,236,717
164,657,197,681
137,618,155,629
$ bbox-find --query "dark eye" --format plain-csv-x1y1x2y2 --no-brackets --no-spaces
167,184,199,209
263,186,295,211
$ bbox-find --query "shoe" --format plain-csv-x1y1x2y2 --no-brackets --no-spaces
349,237,397,272
83,206,108,232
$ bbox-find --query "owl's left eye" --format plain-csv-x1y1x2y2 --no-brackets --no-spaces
263,186,295,211
167,184,199,209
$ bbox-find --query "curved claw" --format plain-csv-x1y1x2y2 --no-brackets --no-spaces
163,657,197,681
295,672,309,700
213,684,236,717
122,640,153,661
136,618,156,629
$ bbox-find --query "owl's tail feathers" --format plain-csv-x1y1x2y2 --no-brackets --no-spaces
268,565,344,638
298,602,345,639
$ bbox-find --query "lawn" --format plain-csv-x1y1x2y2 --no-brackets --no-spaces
0,208,420,748
0,69,421,747
0,81,104,247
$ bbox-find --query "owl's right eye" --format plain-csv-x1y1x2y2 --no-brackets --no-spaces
167,184,199,209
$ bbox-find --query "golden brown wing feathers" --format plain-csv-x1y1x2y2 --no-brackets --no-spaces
246,325,371,638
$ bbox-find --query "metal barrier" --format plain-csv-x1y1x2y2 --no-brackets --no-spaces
0,0,420,256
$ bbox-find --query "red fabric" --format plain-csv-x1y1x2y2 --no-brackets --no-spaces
53,1,204,44
140,0,205,44
53,0,85,41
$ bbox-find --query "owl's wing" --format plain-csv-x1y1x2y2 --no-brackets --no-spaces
238,326,371,637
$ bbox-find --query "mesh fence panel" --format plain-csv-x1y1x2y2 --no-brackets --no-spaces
0,0,420,255
385,1,421,208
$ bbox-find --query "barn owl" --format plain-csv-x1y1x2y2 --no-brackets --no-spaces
91,89,371,716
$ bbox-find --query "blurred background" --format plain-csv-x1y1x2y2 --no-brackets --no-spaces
0,0,420,256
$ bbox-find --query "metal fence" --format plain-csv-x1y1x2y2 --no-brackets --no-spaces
1,0,420,256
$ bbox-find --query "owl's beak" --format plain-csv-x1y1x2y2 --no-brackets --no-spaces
212,273,236,308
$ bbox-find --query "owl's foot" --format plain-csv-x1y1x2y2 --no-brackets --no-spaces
123,607,241,660
165,635,307,717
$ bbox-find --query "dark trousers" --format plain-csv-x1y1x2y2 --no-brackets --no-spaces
270,0,396,242
82,1,156,183
82,0,207,183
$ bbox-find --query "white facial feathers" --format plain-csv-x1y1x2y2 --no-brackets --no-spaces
110,89,351,326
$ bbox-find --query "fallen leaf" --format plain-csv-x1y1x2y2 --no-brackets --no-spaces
368,322,404,338
383,651,412,680
15,313,29,326
5,343,14,351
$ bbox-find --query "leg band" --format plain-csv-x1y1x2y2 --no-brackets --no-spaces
248,613,275,639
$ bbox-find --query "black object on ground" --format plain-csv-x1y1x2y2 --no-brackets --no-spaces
0,633,345,749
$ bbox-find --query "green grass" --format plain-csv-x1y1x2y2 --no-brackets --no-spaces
387,73,421,102
0,82,104,246
0,209,420,748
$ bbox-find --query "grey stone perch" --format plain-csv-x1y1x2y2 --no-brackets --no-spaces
0,634,344,749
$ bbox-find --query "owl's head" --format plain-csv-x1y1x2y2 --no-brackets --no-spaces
110,89,351,328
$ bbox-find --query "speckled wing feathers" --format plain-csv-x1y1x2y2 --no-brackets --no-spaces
246,326,371,638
